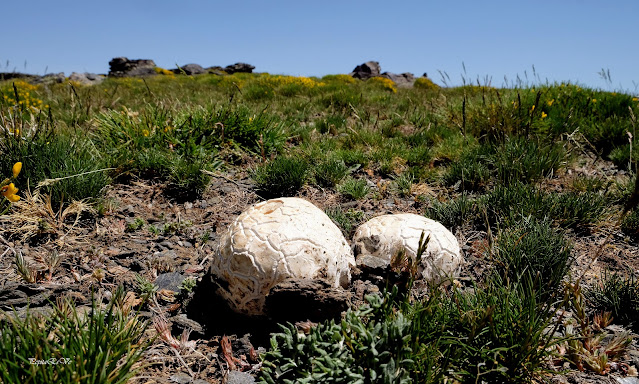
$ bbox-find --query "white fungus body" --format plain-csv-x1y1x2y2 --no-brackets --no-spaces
211,197,355,316
352,213,462,283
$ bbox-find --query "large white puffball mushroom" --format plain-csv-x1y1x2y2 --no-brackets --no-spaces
210,197,355,316
352,213,462,283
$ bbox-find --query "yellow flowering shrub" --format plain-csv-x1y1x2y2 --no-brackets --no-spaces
1,80,44,111
257,74,325,89
154,67,175,77
322,74,358,84
368,77,397,93
414,77,439,91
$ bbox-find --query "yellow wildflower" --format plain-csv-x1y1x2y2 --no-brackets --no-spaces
633,97,638,102
12,162,22,178
142,129,150,137
541,112,548,119
547,99,554,107
1,183,20,202
592,98,597,103
531,105,535,112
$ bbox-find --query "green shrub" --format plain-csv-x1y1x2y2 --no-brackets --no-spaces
259,287,450,384
585,271,639,332
260,278,558,383
443,148,491,191
324,206,365,237
491,216,572,300
621,209,639,238
0,287,149,384
425,193,480,231
313,158,349,188
315,115,346,135
392,172,414,197
483,183,607,231
252,156,309,198
570,175,613,193
337,177,370,200
492,137,567,185
444,137,567,190
608,144,638,171
446,277,559,383
0,118,109,208
318,90,361,110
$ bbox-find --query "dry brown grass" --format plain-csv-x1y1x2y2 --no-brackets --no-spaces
0,188,94,246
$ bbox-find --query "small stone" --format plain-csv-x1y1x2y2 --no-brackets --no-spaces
226,370,256,384
160,241,175,249
169,373,191,384
184,202,193,209
121,205,135,216
155,249,178,260
155,272,185,292
615,378,639,384
198,200,209,209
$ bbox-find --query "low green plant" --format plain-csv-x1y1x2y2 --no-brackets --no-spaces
260,275,559,383
259,286,450,384
490,216,572,300
483,182,607,231
443,148,490,191
126,217,145,232
315,115,346,135
324,206,365,237
445,276,560,383
563,282,634,373
621,209,639,238
585,271,639,332
337,177,370,200
252,156,309,198
425,193,480,231
570,175,613,193
313,158,350,188
0,287,149,384
392,172,414,197
444,137,567,190
136,273,157,301
1,111,109,208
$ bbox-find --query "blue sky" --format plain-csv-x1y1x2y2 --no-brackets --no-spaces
3,1,638,92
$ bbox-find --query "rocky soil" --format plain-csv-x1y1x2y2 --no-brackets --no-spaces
0,160,638,383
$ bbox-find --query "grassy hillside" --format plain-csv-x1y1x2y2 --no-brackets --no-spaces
1,72,638,383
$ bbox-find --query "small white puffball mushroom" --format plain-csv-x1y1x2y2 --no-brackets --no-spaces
352,213,462,283
210,197,355,316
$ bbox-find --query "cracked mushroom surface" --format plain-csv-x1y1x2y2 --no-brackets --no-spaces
210,197,355,316
353,213,462,283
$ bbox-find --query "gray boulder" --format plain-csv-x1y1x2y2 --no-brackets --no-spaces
381,72,416,88
108,57,156,77
224,63,255,74
350,61,381,80
0,72,39,82
32,73,65,85
207,66,227,75
69,72,104,85
176,63,206,75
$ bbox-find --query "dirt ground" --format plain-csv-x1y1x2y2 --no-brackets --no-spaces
1,160,638,383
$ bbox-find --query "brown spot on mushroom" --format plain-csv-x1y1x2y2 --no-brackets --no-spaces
259,200,284,215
